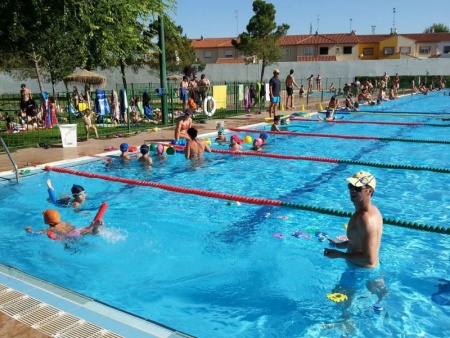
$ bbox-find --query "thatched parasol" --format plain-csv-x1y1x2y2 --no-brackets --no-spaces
63,69,107,88
166,75,183,82
64,69,107,108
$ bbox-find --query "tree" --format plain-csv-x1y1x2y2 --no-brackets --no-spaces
0,0,83,95
145,16,203,77
423,23,450,33
232,0,289,83
0,0,176,93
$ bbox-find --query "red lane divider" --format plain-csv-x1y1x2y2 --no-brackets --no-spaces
158,142,340,163
289,117,424,126
45,166,283,207
228,128,381,141
210,149,340,163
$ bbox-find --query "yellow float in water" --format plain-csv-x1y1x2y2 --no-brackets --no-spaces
326,293,348,303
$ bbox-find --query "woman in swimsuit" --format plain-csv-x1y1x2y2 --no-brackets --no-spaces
174,109,193,141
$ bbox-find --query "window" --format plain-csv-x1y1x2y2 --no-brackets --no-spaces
363,48,374,55
343,46,352,54
304,47,313,56
224,50,233,58
203,51,212,58
319,47,329,55
443,46,450,54
419,46,431,54
284,47,291,56
399,46,411,54
383,47,395,55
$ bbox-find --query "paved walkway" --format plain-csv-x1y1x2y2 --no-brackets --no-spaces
0,113,276,173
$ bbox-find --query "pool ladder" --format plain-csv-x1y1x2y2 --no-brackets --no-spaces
0,137,19,183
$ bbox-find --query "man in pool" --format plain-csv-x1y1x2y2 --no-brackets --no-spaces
323,171,387,328
25,209,103,238
185,127,211,159
324,171,382,268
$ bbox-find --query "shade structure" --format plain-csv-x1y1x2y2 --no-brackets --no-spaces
63,69,107,88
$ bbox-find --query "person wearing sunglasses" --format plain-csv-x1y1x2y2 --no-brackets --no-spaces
324,171,388,313
324,171,382,269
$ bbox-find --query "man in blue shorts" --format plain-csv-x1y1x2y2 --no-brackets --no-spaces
269,69,281,118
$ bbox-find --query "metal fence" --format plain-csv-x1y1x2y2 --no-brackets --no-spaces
0,78,420,150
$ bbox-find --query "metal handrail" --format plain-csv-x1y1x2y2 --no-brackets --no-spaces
0,137,19,183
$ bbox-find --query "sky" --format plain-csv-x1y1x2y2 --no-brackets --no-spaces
169,0,450,39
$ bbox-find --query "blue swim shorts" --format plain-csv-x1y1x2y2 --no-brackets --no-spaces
339,264,381,290
271,96,280,104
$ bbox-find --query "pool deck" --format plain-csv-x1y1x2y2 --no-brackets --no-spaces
0,108,318,337
1,111,297,174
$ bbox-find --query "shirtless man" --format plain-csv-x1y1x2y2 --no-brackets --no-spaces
180,76,189,110
358,88,373,103
307,75,314,92
197,74,210,107
324,171,382,269
185,127,211,159
20,84,32,114
25,209,103,239
382,72,390,86
174,109,193,141
285,69,300,109
316,74,322,91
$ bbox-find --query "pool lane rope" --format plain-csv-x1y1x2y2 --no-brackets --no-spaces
289,117,450,127
45,165,450,235
159,143,450,174
228,128,450,145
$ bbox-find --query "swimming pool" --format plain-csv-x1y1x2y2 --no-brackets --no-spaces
1,94,450,337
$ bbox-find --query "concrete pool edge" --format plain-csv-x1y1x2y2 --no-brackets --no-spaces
0,264,195,338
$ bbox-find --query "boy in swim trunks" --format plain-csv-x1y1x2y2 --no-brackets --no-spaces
138,144,153,165
25,209,103,238
215,129,227,143
46,179,86,210
271,115,281,131
119,143,130,161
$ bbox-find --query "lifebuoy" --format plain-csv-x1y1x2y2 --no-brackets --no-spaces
203,96,217,117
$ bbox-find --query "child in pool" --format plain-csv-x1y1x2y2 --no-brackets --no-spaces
229,134,242,151
138,144,153,165
271,115,281,131
251,138,263,152
25,209,103,238
46,179,86,210
215,129,227,143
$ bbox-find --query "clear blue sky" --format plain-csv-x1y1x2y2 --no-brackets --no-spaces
170,0,450,38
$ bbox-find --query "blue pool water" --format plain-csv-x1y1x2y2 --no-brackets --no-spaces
1,94,450,337
353,90,450,114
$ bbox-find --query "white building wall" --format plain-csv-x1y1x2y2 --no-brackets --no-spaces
1,59,449,94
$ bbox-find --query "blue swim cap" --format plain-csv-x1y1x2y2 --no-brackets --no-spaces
120,143,129,152
140,144,150,154
260,132,268,140
71,184,85,195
